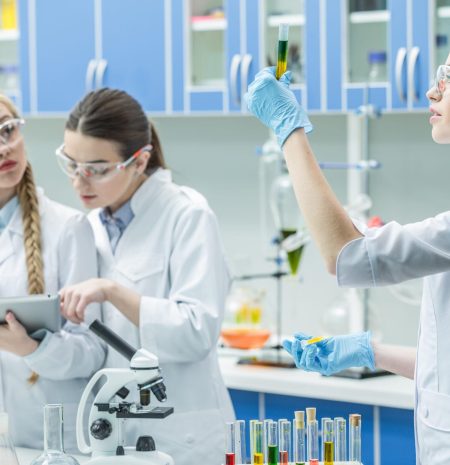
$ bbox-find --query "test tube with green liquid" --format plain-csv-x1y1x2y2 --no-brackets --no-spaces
267,421,278,465
276,24,289,79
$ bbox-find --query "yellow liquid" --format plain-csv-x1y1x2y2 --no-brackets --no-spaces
1,0,17,29
324,441,334,464
276,39,288,79
253,452,264,464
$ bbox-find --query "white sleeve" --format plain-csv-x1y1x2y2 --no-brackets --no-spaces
139,205,231,364
337,212,450,287
24,214,106,380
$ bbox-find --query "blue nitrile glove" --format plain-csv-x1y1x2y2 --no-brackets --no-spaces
283,332,375,376
245,67,313,147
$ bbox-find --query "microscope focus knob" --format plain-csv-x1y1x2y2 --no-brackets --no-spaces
136,435,156,451
90,418,113,440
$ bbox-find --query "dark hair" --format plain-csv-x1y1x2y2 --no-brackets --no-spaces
66,88,166,174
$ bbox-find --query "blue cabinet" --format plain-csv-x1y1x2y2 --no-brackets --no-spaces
100,0,166,113
229,389,415,465
18,0,96,113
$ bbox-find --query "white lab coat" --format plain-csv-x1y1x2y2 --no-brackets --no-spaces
0,189,105,452
89,169,235,465
336,213,450,464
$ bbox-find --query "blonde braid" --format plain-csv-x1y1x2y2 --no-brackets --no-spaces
16,163,44,295
16,164,44,386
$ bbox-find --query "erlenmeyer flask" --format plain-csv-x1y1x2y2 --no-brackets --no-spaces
0,412,19,465
30,404,80,465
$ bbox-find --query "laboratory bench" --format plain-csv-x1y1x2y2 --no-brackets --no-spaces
219,355,416,465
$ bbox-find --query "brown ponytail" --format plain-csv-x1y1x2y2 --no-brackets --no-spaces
66,88,167,174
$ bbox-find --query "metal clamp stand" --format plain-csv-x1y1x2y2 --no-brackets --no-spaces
233,241,296,369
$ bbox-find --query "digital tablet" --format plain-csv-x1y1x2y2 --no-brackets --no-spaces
0,294,61,333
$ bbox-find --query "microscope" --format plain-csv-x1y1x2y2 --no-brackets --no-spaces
76,320,174,465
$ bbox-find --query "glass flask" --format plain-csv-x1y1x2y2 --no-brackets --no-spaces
270,163,307,275
0,412,19,465
30,404,80,465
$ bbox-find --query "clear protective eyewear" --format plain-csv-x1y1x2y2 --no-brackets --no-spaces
55,144,152,182
434,64,450,97
0,118,25,146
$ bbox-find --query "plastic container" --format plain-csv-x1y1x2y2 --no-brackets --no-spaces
0,413,19,465
368,51,387,82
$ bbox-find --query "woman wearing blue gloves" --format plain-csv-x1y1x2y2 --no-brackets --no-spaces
246,60,450,463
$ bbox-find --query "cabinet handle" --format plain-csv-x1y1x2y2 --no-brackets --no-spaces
95,59,108,89
395,47,407,102
230,54,242,106
240,54,253,110
85,59,98,93
407,46,420,102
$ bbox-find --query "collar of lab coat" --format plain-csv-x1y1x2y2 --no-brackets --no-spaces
129,168,172,215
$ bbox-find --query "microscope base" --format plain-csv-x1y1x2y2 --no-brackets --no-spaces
86,451,174,465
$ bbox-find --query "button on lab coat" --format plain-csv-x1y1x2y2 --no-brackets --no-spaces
89,170,235,465
0,189,105,452
336,213,450,464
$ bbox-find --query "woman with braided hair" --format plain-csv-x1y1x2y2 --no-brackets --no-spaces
0,95,105,451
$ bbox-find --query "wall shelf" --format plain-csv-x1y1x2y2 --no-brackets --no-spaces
0,29,19,41
267,14,305,28
191,17,226,31
349,10,390,24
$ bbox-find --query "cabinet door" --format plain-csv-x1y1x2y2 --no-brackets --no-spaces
19,0,95,113
100,0,166,113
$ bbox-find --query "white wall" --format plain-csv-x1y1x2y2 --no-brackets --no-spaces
23,112,448,347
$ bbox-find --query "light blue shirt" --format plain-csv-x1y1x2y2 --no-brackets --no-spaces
99,199,134,253
0,196,19,234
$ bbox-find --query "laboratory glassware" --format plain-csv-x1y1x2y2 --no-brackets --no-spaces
225,422,236,465
235,420,246,465
276,24,289,79
293,411,306,465
267,421,278,465
306,408,319,462
320,417,331,461
323,418,334,465
368,51,387,83
279,420,291,465
30,404,80,465
334,417,347,461
349,414,362,463
251,421,263,464
0,412,19,465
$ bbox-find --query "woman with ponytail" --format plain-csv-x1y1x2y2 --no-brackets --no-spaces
59,88,234,465
0,95,105,451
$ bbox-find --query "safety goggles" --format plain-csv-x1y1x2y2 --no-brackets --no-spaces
0,118,25,146
55,144,152,182
434,64,450,97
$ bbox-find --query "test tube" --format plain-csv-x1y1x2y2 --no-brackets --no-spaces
267,421,278,465
321,417,331,461
226,422,236,465
323,418,334,465
263,419,273,463
251,421,264,465
334,417,347,461
250,420,257,465
275,24,289,79
306,408,319,462
279,420,291,465
349,414,362,463
235,420,246,465
293,411,306,465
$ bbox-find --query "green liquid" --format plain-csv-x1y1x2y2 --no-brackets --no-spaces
276,40,288,79
281,229,305,275
268,444,278,465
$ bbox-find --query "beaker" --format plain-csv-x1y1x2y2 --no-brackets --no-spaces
0,412,19,465
30,404,80,465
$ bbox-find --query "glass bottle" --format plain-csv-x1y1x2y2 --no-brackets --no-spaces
31,404,80,465
368,51,387,83
0,412,19,465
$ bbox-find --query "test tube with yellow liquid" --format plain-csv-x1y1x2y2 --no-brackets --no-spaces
276,24,289,79
251,421,264,464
